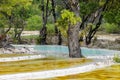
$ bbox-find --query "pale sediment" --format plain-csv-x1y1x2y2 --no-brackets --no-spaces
0,54,45,62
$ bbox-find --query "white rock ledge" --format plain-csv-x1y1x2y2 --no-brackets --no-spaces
0,55,45,62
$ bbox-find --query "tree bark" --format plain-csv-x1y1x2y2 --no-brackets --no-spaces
68,23,83,58
51,0,62,45
14,18,24,44
85,0,109,45
67,0,83,58
39,0,49,44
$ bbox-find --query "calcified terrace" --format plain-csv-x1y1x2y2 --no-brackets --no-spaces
0,57,91,75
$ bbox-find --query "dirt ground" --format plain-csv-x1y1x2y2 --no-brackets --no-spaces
22,31,120,41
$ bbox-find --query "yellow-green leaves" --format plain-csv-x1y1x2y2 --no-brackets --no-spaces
0,0,32,16
60,10,81,33
99,0,105,6
56,9,81,37
61,10,81,25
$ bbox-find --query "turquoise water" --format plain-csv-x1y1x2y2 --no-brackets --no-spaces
33,45,120,57
13,45,120,57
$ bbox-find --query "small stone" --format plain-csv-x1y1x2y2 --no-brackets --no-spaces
115,38,120,43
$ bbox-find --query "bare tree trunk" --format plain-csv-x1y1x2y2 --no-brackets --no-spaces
51,0,58,34
5,15,13,34
51,0,62,45
68,22,83,58
85,0,109,45
0,28,6,48
58,31,62,45
39,0,49,44
13,12,25,44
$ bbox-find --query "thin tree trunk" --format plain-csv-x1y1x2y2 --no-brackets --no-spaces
51,0,58,34
39,0,49,44
51,0,62,45
5,16,13,34
85,0,109,45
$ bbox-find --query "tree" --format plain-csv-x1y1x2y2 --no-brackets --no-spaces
38,0,62,45
104,0,120,25
51,0,62,45
0,0,32,45
78,0,109,45
12,6,29,44
60,0,83,58
67,0,82,58
84,0,109,45
39,0,49,44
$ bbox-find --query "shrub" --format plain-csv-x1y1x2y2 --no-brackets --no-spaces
46,24,55,35
113,54,120,63
103,23,120,33
25,15,42,31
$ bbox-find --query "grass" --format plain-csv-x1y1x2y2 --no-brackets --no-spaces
44,64,120,80
21,35,39,44
0,53,35,58
0,58,91,75
113,54,120,63
21,35,39,39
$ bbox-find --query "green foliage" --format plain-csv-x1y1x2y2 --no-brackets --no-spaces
104,0,120,25
79,23,96,38
103,23,120,33
26,4,41,17
0,20,4,34
22,35,39,40
99,0,105,6
46,24,55,35
79,1,99,17
61,10,81,25
104,10,119,24
0,0,32,16
0,20,3,28
26,15,42,31
0,15,8,29
113,54,120,63
12,6,30,20
0,0,33,38
57,10,81,37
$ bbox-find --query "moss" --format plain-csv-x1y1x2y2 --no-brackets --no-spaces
0,58,91,75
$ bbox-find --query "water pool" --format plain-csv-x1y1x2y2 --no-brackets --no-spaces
13,45,120,57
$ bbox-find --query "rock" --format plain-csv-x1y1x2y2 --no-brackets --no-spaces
0,48,4,54
0,46,37,54
115,38,120,43
4,50,13,54
51,36,58,44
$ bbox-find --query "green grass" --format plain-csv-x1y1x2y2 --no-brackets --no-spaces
21,35,39,39
21,35,39,44
44,64,120,80
0,58,91,75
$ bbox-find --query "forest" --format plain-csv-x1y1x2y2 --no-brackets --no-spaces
0,0,120,57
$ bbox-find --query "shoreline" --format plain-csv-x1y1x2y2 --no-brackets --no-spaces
0,45,118,79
